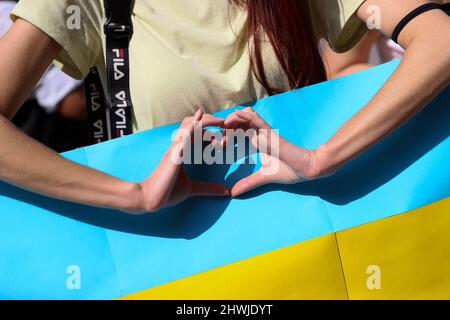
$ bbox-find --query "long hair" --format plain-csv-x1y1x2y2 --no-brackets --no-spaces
233,0,326,95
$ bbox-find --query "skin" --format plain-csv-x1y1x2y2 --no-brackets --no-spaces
225,0,450,196
0,0,449,211
323,29,382,79
0,20,229,214
56,86,87,120
324,0,446,80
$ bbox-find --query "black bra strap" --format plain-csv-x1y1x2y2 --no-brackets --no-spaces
392,3,450,44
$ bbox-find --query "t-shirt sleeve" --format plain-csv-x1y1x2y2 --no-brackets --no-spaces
309,0,367,53
11,0,104,79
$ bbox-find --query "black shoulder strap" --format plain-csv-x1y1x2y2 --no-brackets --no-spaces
85,0,134,144
443,2,450,14
85,67,108,143
392,2,450,44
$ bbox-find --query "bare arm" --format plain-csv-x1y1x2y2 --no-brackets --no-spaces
0,19,145,212
223,0,450,196
0,19,228,213
323,30,381,79
317,0,450,175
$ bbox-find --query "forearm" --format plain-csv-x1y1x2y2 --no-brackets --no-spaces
0,115,143,212
317,32,450,174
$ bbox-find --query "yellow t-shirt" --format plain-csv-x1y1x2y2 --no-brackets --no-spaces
12,0,366,131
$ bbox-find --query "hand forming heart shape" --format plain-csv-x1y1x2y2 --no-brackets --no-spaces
134,108,331,214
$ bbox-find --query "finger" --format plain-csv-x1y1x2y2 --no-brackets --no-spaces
191,181,231,197
231,171,270,197
224,113,237,127
224,113,251,130
234,112,254,123
202,113,224,121
194,108,203,121
184,110,212,143
191,109,204,133
235,110,269,129
221,134,229,147
200,114,225,128
179,110,203,135
234,110,257,125
169,113,203,165
176,113,224,156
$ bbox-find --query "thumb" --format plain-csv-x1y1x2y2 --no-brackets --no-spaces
191,181,231,197
231,171,270,197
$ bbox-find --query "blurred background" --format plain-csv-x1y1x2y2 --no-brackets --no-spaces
1,0,88,153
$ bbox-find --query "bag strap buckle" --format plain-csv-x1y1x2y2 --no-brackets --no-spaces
104,22,133,38
103,0,134,39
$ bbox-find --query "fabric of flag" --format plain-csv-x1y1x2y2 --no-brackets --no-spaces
1,60,449,299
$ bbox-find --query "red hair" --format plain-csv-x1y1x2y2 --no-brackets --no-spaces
233,0,326,95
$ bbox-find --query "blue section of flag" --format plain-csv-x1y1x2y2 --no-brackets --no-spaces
1,60,449,299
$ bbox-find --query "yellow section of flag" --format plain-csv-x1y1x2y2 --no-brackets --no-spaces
121,197,450,300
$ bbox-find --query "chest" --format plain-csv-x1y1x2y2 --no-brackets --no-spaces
98,0,288,130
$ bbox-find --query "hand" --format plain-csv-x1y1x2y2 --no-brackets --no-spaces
133,110,230,214
224,107,331,197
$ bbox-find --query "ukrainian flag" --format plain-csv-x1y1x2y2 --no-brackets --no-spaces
1,60,449,300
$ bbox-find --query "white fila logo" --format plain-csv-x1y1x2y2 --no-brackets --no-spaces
115,108,127,128
93,119,105,141
112,48,125,81
114,90,128,135
89,83,102,112
115,90,128,108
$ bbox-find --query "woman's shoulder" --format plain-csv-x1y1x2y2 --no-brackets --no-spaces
12,0,104,32
11,0,105,80
308,0,367,53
